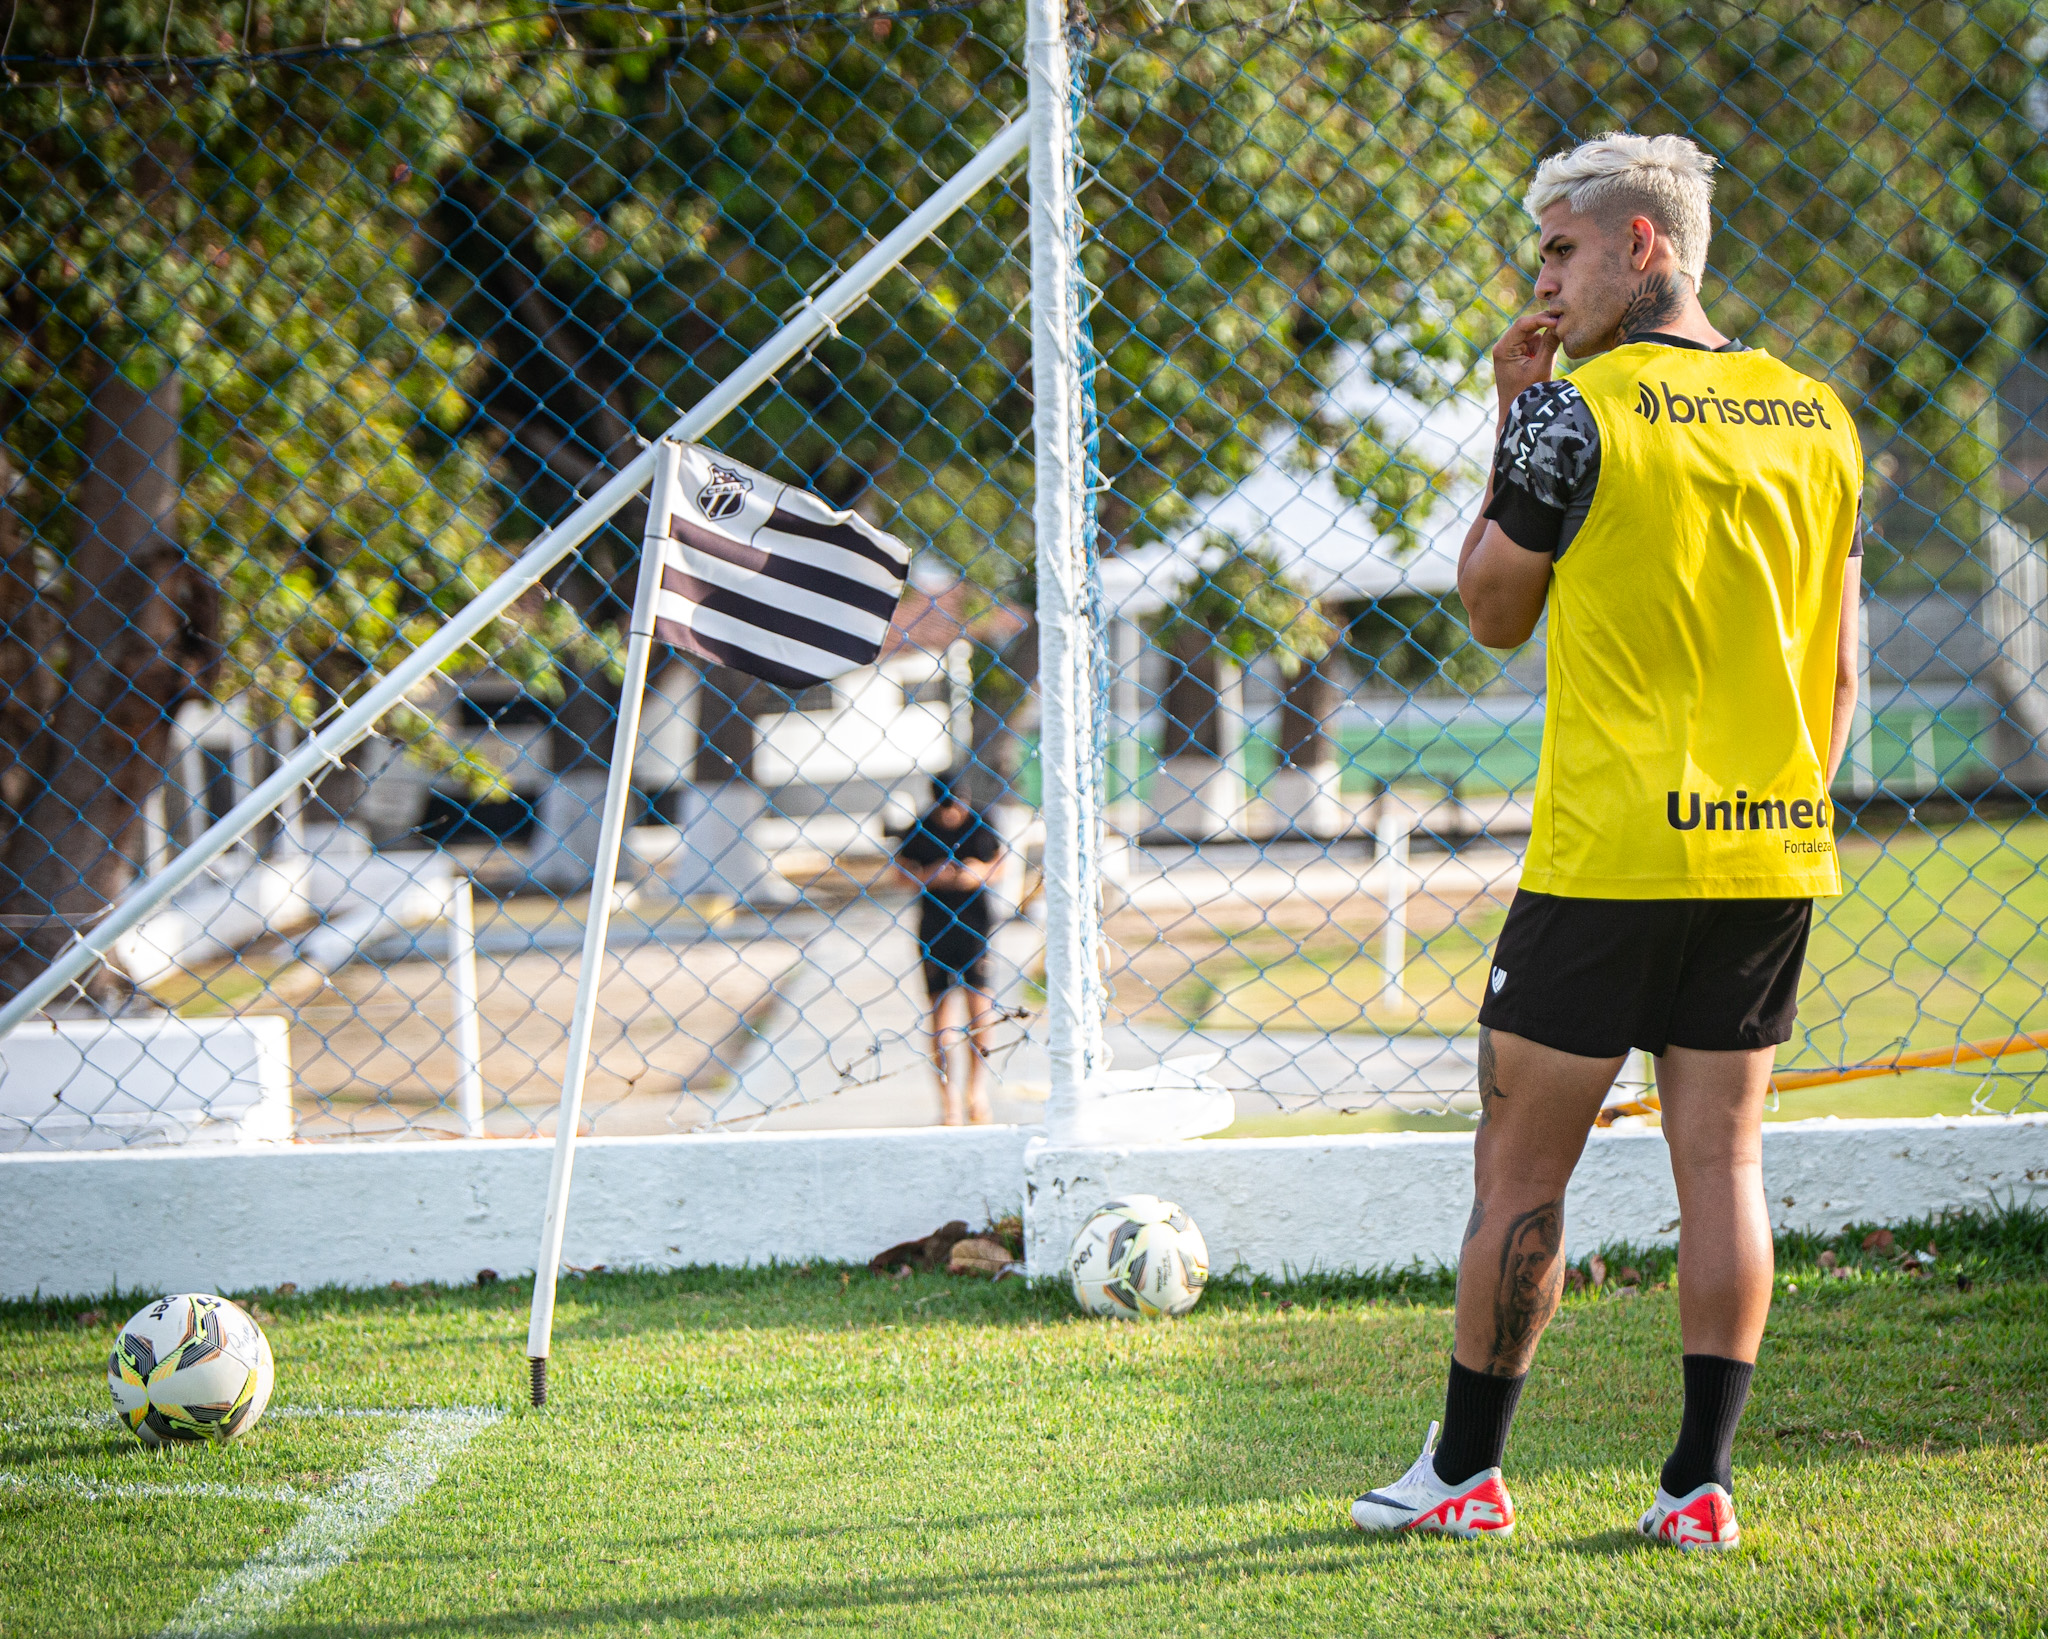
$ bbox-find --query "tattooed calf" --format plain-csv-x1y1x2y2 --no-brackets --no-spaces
1488,1198,1565,1374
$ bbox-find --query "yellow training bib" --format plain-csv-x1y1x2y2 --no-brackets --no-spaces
1518,341,1862,899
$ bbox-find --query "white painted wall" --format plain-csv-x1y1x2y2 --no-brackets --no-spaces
6,1117,2044,1300
1,1127,1031,1300
1022,1116,2048,1278
0,1016,292,1153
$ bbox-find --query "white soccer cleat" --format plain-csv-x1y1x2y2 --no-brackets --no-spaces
1349,1421,1517,1540
1638,1481,1740,1550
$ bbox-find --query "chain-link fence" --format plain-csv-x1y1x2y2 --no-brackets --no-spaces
4,0,2046,1149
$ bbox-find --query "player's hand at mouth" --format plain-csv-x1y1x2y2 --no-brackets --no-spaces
1492,311,1562,422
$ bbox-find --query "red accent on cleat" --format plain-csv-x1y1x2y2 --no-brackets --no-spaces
1639,1482,1740,1550
1409,1473,1516,1538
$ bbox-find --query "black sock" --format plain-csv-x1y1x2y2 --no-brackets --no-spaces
1432,1356,1527,1487
1660,1354,1754,1497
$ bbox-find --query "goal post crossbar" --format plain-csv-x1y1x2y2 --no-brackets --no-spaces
0,116,1029,1044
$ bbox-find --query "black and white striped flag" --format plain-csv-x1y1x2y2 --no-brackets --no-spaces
639,439,911,690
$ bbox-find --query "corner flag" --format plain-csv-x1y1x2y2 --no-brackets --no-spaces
644,441,912,689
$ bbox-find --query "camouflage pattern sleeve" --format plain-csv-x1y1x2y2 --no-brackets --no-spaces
1483,381,1601,556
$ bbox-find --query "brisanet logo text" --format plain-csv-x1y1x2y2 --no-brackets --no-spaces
1635,381,1836,432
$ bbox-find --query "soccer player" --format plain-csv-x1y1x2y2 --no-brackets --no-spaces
1349,134,1863,1549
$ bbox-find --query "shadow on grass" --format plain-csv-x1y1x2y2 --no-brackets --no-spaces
259,1528,1373,1639
1557,1527,1651,1557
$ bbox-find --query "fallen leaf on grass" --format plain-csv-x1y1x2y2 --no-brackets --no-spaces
1862,1228,1895,1255
1818,1250,1837,1270
871,1220,970,1277
1618,1266,1641,1287
947,1237,1013,1278
1956,1274,1974,1293
1587,1253,1608,1288
74,1309,103,1328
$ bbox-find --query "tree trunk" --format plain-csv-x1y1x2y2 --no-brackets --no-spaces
0,371,218,1007
693,664,773,784
964,616,1036,808
1278,656,1338,768
0,451,58,821
1157,625,1221,760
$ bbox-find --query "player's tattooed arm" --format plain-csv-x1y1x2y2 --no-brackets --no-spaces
1487,1198,1565,1375
1614,272,1688,343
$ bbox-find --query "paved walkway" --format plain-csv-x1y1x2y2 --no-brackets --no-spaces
717,838,1537,1132
728,904,1048,1130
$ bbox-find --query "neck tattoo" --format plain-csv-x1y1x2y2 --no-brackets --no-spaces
1613,272,1687,343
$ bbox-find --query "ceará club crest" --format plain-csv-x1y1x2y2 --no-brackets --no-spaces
696,464,753,522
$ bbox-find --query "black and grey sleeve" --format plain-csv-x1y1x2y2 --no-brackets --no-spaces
1482,382,1601,558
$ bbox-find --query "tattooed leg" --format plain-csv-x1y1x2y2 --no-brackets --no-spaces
1477,1025,1504,1127
1454,1028,1621,1378
1488,1199,1565,1374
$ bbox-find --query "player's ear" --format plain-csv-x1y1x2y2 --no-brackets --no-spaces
1629,215,1658,273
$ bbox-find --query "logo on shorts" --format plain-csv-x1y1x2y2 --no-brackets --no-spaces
1490,967,1506,994
696,463,753,521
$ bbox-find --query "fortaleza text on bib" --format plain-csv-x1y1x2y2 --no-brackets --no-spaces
1665,790,1833,833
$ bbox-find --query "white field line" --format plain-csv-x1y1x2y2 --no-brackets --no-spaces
0,1404,432,1436
153,1407,501,1639
0,1470,306,1504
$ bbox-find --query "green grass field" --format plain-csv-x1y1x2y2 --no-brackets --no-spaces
7,1211,2046,1638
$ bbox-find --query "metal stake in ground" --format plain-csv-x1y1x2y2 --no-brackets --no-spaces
523,444,682,1407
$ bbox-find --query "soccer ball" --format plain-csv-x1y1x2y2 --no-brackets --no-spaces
1067,1195,1209,1319
107,1293,275,1446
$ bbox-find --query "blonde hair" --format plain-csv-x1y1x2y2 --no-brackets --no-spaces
1524,132,1717,285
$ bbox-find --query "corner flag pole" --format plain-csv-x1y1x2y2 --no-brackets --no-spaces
0,116,1027,1044
522,442,679,1406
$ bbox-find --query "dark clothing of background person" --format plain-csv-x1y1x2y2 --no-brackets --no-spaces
897,806,1002,998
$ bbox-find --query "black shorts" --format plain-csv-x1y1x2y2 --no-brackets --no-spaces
1476,890,1812,1058
919,894,991,999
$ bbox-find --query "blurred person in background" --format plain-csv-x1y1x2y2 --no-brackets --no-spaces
896,774,1006,1125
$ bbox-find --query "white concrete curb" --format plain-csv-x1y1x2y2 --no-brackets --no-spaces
1021,1115,2048,1278
5,1116,2044,1300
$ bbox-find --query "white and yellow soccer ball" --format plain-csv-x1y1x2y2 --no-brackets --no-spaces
107,1293,275,1446
1067,1195,1209,1319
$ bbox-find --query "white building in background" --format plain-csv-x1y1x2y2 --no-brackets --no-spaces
297,577,1008,896
1102,358,1499,841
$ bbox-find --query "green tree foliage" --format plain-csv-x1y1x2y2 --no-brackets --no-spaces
1155,536,1332,673
422,1,1517,605
1084,6,1517,556
0,1,574,740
